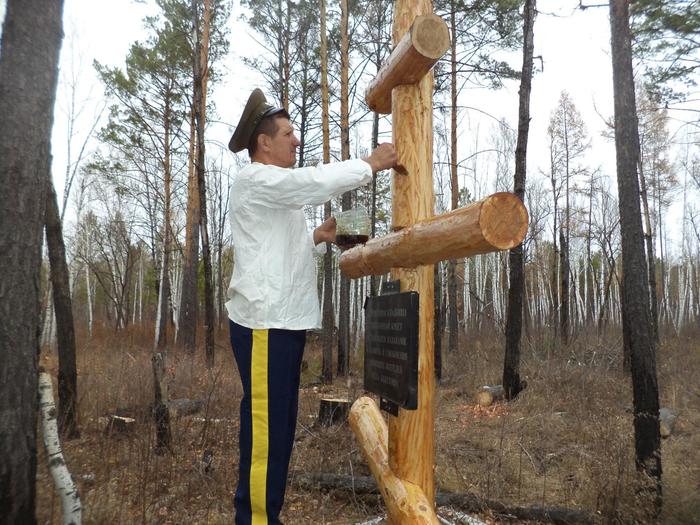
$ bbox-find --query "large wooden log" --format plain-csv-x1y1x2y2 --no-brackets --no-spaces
365,14,450,114
349,397,439,524
385,0,437,520
340,192,528,279
476,385,505,407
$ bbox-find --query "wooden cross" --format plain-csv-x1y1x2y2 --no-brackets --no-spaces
339,5,529,524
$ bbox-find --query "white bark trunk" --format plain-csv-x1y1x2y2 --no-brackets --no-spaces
85,264,93,336
38,372,82,524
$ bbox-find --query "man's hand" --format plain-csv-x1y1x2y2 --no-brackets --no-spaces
363,143,397,173
313,216,337,245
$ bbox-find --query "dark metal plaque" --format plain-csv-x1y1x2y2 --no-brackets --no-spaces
364,291,419,410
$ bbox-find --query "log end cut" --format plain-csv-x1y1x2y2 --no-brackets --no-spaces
411,14,451,59
479,192,529,250
476,385,505,407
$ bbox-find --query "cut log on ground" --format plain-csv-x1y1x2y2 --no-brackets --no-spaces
339,193,528,279
100,415,136,435
476,385,505,407
292,472,597,525
38,371,82,525
318,398,350,426
365,14,450,114
349,396,439,524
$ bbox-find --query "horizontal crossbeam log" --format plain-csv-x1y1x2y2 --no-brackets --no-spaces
339,192,528,279
365,14,450,114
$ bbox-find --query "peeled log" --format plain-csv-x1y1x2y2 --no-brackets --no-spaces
365,14,450,114
340,193,528,279
476,385,505,407
349,397,439,524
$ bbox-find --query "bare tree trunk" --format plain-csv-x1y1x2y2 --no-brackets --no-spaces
38,371,82,524
434,262,443,380
45,181,79,439
337,0,351,377
0,0,64,519
609,0,662,515
447,3,459,355
503,0,535,401
180,107,199,353
193,0,215,368
637,159,659,343
559,227,569,344
155,102,173,349
152,352,172,453
370,112,379,297
320,0,334,384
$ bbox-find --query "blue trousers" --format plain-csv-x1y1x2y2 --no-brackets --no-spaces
229,320,306,525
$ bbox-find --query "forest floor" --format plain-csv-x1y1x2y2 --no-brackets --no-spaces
36,324,700,524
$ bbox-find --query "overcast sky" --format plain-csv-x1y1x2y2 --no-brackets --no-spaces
1,0,697,250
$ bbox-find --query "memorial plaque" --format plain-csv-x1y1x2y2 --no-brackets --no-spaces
364,291,419,410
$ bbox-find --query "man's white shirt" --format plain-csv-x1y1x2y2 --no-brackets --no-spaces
225,159,372,330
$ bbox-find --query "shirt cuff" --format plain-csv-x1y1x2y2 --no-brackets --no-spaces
312,233,328,256
314,242,328,256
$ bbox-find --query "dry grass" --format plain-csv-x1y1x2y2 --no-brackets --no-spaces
35,323,700,524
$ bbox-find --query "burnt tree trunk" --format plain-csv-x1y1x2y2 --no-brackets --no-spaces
0,0,64,520
447,4,459,355
320,0,334,385
638,160,659,344
609,0,662,515
152,352,172,453
434,263,443,380
180,107,199,353
370,112,379,298
337,0,351,377
503,0,535,401
45,181,79,438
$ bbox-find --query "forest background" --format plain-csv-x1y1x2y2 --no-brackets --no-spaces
3,0,698,343
2,0,700,523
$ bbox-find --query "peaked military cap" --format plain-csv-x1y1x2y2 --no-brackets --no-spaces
228,88,287,153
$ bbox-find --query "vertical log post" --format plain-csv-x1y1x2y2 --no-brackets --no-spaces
389,0,436,516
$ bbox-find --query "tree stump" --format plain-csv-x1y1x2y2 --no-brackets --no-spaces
101,415,136,435
318,398,350,426
476,385,504,407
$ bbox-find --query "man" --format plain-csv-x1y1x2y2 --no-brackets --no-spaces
226,88,396,525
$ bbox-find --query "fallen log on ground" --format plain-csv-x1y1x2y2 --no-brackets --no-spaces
100,415,136,435
475,385,505,407
291,472,598,525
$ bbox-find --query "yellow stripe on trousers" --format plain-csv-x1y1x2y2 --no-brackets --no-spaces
251,329,269,525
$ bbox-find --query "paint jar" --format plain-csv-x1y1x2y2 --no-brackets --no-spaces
335,208,370,250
